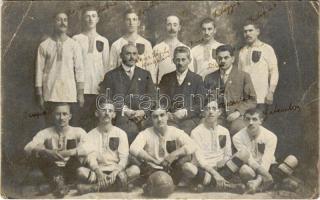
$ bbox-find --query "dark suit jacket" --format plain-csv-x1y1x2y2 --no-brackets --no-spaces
99,65,156,111
204,66,257,115
159,70,205,119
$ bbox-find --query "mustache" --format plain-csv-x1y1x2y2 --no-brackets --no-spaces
168,29,177,34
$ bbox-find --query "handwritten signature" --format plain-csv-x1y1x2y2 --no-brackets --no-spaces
265,103,300,115
247,3,277,22
28,111,47,119
212,2,241,18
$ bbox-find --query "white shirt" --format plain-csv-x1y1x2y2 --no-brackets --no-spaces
130,126,197,163
191,40,223,79
238,41,279,103
122,64,135,80
108,36,156,83
35,37,84,102
80,126,129,171
232,126,277,171
73,33,109,94
24,126,87,166
176,69,189,85
191,124,232,168
153,41,194,83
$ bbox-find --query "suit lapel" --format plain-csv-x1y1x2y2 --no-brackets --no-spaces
224,67,236,91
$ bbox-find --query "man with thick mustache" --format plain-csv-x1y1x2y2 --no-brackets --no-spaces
204,44,256,135
108,9,156,83
159,46,204,135
35,12,84,118
99,44,156,144
191,18,223,79
153,15,194,84
238,22,279,112
73,6,109,131
75,100,140,194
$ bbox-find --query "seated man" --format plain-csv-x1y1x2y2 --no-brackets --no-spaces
159,46,205,135
76,99,140,194
233,108,299,193
24,103,87,198
130,105,197,186
204,44,257,135
182,100,272,193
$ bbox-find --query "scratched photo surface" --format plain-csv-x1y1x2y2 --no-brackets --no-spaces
1,1,319,199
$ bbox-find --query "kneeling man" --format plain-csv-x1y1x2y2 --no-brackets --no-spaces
24,103,86,197
130,105,197,186
76,99,140,194
233,108,299,193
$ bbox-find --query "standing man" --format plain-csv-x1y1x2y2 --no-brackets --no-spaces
191,18,223,79
99,44,156,144
76,100,140,194
24,103,87,197
153,15,194,84
130,105,197,186
73,6,109,131
204,44,257,135
233,108,298,193
159,46,205,135
35,12,84,117
108,9,156,83
238,22,279,112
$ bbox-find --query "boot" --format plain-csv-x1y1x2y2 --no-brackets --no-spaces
51,176,69,198
115,171,128,192
222,182,246,194
76,183,100,195
189,183,205,193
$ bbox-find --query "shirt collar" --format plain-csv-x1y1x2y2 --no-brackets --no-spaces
122,63,135,72
176,69,189,78
221,65,233,76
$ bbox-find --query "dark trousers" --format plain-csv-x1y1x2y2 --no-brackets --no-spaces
36,156,82,184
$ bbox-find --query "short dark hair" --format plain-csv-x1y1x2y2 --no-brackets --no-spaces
243,20,261,30
216,44,235,56
52,11,68,20
51,102,71,114
81,5,99,16
244,107,265,120
123,8,139,19
200,17,215,28
173,46,191,59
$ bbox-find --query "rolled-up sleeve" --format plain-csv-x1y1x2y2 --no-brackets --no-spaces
130,131,147,157
24,131,47,157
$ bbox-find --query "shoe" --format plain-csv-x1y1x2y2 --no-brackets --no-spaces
224,183,246,194
76,184,99,195
190,184,205,193
279,177,299,192
52,176,69,198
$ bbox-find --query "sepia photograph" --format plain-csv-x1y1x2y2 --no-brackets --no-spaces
1,1,319,199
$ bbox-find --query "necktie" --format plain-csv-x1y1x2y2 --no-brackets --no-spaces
126,68,133,80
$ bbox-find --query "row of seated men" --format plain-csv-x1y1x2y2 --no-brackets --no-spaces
36,7,278,141
24,99,299,198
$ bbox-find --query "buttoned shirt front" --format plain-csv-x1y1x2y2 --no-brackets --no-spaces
191,124,232,168
232,126,277,171
238,41,279,103
24,126,87,167
153,41,194,84
80,126,129,171
130,126,197,163
176,69,189,85
73,33,109,94
108,36,156,83
191,40,223,79
35,37,84,102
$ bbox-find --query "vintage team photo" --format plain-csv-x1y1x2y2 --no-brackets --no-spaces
1,1,319,199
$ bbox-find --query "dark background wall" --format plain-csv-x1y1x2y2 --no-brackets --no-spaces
1,1,318,194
